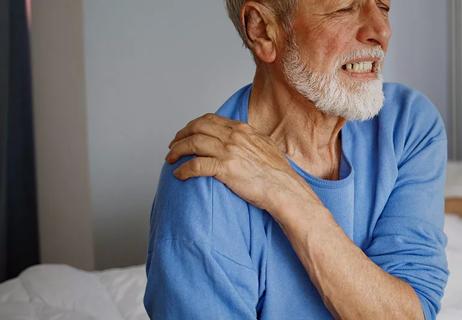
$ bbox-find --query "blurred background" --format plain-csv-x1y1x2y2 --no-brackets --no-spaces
1,0,461,282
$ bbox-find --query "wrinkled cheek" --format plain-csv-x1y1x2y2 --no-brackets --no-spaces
308,23,351,64
310,37,349,72
313,41,345,73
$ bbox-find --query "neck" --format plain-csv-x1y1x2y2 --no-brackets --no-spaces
248,68,347,179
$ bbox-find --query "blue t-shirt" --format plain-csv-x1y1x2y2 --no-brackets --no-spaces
144,83,448,320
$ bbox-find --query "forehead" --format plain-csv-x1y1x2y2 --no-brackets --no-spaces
293,0,350,16
301,0,353,9
299,0,390,11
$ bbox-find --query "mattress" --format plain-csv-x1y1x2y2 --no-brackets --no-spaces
0,213,461,320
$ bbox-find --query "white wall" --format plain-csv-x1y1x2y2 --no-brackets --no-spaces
32,0,453,270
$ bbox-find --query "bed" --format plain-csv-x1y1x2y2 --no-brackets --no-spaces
1,164,461,320
439,208,462,318
439,162,462,319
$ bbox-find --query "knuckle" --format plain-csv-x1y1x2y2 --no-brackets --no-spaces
190,159,202,173
189,136,199,151
216,139,226,151
186,117,196,127
215,161,225,179
212,159,220,173
235,122,249,131
203,113,215,121
223,142,237,153
229,130,244,142
190,120,201,132
173,129,182,139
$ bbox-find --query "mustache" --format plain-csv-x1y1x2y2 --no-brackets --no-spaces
339,46,385,66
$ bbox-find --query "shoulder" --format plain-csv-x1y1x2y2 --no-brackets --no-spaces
149,85,254,255
378,82,447,162
151,156,214,242
380,82,446,140
214,83,251,121
151,160,254,269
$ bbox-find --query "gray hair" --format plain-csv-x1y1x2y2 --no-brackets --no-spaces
225,0,298,48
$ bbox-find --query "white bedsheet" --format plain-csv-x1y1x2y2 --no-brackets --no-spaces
0,215,461,320
0,264,148,320
439,214,462,319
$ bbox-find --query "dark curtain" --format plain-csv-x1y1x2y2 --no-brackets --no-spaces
0,0,39,283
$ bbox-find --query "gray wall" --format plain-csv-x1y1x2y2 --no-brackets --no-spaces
83,0,254,269
32,0,454,270
383,0,450,138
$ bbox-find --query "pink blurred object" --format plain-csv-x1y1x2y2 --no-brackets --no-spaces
26,0,31,27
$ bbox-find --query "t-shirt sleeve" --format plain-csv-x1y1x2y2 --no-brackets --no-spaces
144,239,258,319
365,94,449,320
143,156,259,319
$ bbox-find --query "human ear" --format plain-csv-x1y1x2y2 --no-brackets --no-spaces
240,2,278,63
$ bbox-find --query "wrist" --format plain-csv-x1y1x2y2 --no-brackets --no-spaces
267,172,326,226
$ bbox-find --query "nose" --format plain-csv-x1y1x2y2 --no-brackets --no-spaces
357,3,392,51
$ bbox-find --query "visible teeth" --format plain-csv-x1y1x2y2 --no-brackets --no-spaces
345,61,374,73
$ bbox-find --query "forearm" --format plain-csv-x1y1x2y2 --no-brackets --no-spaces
272,192,424,320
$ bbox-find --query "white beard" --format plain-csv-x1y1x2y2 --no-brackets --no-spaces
282,36,386,121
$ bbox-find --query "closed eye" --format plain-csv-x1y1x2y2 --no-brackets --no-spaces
336,6,353,13
377,1,391,13
378,5,390,12
335,3,360,14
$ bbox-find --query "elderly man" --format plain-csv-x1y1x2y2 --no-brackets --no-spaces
144,0,448,319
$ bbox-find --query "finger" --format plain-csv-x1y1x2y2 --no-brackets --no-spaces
187,113,241,127
169,114,241,148
173,157,223,180
166,134,224,163
169,121,231,149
